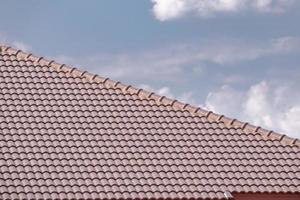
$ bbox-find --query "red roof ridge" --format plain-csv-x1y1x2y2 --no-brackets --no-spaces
1,44,299,148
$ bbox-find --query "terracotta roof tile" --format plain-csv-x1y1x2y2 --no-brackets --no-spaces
0,44,300,199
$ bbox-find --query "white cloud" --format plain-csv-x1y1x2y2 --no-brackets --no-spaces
55,50,185,82
204,81,300,139
151,0,296,21
12,41,32,52
140,84,175,98
54,36,300,82
196,36,300,65
253,0,295,12
0,32,32,52
139,84,199,105
205,85,244,116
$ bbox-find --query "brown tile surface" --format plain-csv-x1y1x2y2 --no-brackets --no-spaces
233,193,300,200
0,45,299,199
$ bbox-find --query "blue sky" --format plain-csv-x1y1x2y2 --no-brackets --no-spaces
1,0,300,138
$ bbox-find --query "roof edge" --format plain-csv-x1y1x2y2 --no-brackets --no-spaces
1,45,299,148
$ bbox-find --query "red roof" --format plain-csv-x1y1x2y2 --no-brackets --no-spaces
0,45,299,199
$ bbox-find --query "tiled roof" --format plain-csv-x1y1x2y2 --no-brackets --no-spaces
0,44,299,200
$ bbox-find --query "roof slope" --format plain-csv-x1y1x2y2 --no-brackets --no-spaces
0,45,299,200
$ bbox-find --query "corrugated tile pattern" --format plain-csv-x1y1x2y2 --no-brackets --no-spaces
0,46,300,200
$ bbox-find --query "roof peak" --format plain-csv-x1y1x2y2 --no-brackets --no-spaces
1,44,299,147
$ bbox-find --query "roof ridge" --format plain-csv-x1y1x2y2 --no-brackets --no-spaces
1,45,299,147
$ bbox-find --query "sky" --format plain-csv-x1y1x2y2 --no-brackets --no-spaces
0,0,300,139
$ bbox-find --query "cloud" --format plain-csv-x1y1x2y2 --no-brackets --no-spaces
12,41,32,52
139,84,199,105
140,84,176,98
196,36,300,65
151,0,296,21
54,50,185,83
205,85,244,116
54,36,300,83
204,80,300,139
0,32,32,52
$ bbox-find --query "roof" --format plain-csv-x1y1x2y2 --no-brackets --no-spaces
0,44,299,200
